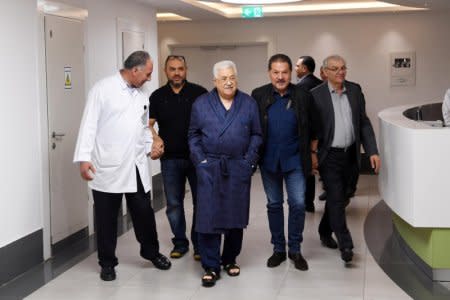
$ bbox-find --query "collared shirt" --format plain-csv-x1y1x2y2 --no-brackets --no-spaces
73,72,152,193
149,81,207,159
328,82,355,148
262,88,301,173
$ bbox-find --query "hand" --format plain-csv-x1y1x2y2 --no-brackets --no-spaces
150,136,164,160
370,154,381,174
311,153,319,175
79,161,96,181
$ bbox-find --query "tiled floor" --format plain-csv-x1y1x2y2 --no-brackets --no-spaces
25,174,411,300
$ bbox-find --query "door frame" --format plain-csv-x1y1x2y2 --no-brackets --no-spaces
37,12,51,260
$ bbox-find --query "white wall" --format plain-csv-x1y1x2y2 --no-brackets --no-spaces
158,11,450,141
0,0,159,251
0,1,42,248
59,0,159,90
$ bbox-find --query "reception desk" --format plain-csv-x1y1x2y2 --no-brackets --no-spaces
378,103,450,281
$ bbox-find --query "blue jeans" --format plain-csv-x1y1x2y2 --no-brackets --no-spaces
260,167,306,253
161,159,198,251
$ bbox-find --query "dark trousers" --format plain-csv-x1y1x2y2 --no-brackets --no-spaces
92,169,159,268
318,147,356,250
347,166,359,195
198,229,243,274
305,174,316,208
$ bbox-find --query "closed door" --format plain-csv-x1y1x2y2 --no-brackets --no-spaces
45,15,88,245
170,43,268,94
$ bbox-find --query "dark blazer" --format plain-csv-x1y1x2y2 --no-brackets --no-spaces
310,80,378,167
251,83,314,177
297,73,322,91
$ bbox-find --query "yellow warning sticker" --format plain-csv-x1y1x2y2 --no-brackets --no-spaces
64,66,72,89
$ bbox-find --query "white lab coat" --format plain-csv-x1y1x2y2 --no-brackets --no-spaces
442,89,450,126
73,72,152,193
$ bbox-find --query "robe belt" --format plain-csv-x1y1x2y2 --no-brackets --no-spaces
206,153,243,177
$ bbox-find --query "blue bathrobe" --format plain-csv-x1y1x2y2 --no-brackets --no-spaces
188,89,262,234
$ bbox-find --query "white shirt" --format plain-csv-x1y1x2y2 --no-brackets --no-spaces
73,72,153,193
442,89,450,126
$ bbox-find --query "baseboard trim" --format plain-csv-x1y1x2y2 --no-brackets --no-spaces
0,229,43,285
51,227,89,255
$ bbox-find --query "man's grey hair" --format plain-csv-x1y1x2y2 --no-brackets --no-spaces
322,55,346,68
213,60,238,78
123,51,151,70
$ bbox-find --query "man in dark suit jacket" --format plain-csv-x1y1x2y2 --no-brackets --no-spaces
295,56,322,213
296,56,322,91
310,55,380,264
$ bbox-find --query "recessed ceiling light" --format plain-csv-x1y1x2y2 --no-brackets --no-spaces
221,0,301,4
157,13,192,21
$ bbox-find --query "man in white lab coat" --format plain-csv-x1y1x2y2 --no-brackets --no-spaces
74,51,171,281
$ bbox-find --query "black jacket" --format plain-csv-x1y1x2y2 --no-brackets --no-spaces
251,83,315,177
310,80,378,167
297,73,322,91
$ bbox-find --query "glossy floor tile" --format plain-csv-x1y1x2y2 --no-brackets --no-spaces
23,174,411,300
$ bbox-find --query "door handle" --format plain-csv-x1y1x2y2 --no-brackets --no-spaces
52,131,66,139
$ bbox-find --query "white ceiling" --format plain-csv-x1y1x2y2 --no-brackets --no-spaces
136,0,450,21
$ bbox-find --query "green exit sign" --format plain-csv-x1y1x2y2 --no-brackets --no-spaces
242,6,263,18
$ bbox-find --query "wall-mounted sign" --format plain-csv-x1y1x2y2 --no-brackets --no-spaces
390,52,415,87
64,66,72,89
242,6,263,18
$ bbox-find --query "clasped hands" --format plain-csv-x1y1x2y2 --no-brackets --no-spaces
149,136,164,160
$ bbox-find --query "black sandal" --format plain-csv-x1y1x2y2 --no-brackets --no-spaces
224,263,240,276
202,270,220,287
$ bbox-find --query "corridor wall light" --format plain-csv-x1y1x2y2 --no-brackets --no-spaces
221,0,302,4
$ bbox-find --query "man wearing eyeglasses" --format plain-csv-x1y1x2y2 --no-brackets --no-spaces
310,55,381,264
149,55,207,260
252,54,315,271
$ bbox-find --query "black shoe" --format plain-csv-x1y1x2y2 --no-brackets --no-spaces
305,204,315,213
288,252,308,271
150,253,172,270
341,248,353,263
320,235,338,249
318,191,327,201
170,246,188,259
100,266,116,281
267,252,287,268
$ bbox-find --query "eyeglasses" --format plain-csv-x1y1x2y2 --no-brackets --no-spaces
326,66,347,73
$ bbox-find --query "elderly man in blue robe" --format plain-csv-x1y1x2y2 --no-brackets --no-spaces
188,60,262,287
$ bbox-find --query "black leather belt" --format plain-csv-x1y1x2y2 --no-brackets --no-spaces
329,144,355,152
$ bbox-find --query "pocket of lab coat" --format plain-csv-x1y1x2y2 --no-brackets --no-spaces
95,143,124,167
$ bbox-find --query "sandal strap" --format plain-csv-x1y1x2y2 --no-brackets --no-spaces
224,263,240,270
